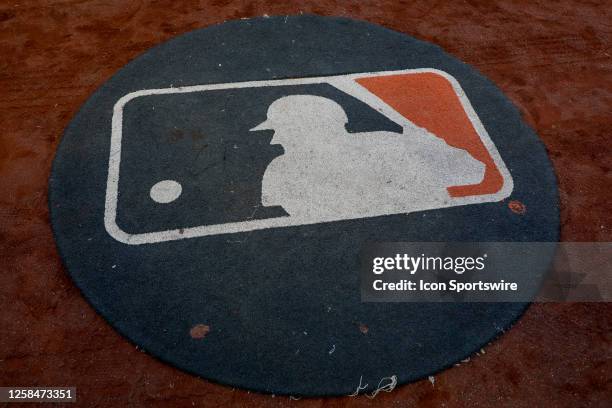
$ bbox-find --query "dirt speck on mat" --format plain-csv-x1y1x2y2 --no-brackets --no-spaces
508,200,527,215
190,324,211,339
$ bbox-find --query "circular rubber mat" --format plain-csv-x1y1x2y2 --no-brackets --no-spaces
49,15,559,396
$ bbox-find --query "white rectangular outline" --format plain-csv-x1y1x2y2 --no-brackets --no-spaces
105,68,513,245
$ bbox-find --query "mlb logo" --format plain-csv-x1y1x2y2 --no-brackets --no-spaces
105,68,513,244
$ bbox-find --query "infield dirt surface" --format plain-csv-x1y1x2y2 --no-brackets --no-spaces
0,1,610,407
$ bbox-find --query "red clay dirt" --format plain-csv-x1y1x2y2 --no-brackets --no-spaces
0,1,610,407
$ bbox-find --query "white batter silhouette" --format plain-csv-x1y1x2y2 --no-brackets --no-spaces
251,95,485,220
